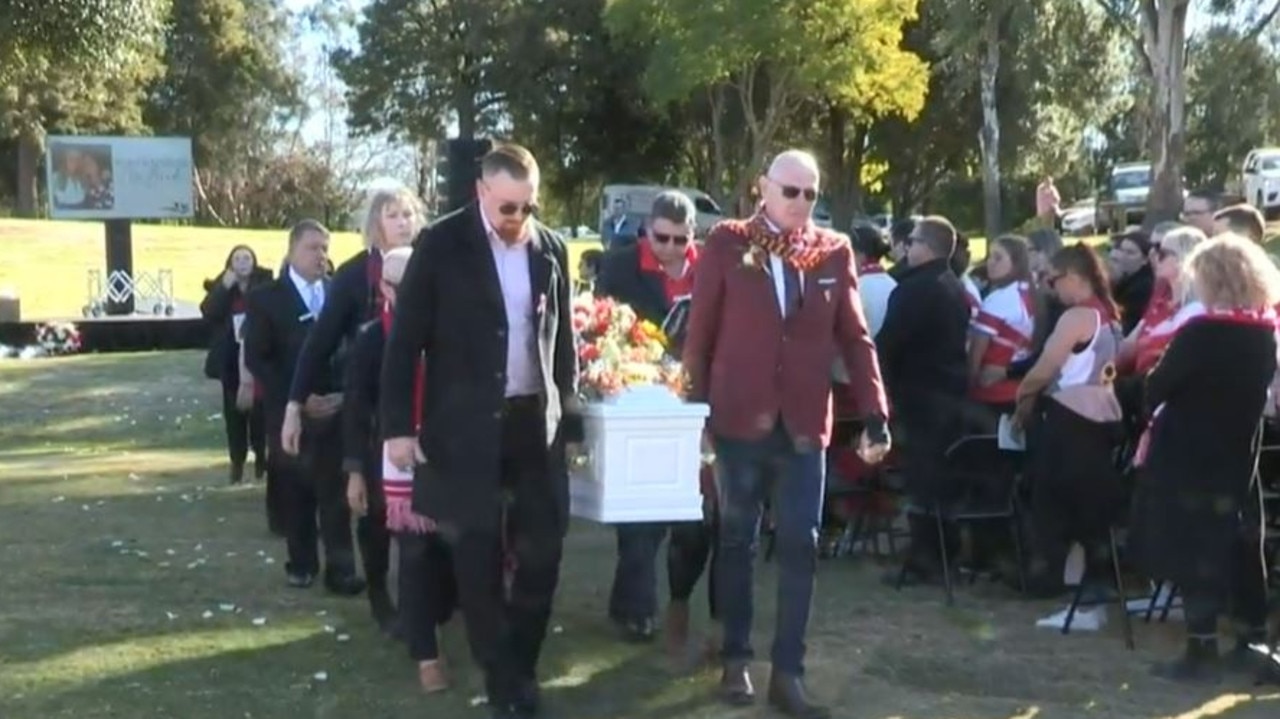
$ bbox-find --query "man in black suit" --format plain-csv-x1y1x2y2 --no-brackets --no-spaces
381,143,581,719
243,219,363,595
595,191,718,653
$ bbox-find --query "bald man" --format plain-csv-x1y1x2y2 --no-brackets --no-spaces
683,150,890,717
342,246,456,692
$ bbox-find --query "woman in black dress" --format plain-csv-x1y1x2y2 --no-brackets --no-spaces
200,245,273,484
1129,233,1280,681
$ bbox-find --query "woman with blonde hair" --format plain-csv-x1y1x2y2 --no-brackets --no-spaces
1129,233,1280,682
1117,226,1208,376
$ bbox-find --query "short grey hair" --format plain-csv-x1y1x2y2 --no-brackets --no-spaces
1151,220,1183,242
288,218,329,248
649,191,696,226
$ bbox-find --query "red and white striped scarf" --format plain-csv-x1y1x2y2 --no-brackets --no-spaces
380,302,435,534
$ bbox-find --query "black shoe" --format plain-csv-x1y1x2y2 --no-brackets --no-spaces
616,616,656,643
1151,638,1222,683
324,572,367,597
229,462,245,485
514,678,541,715
718,660,755,706
253,457,267,481
286,571,315,588
767,672,831,719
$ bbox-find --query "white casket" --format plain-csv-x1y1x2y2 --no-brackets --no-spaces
569,384,710,523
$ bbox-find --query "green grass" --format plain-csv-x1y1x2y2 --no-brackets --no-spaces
0,219,604,321
1,351,1278,718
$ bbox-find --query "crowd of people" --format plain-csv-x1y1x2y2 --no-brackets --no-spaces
200,143,1280,719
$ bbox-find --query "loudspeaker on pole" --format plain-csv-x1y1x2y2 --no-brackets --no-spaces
444,138,493,214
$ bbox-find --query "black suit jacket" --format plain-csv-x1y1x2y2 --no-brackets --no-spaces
243,274,338,425
342,319,384,477
199,268,272,381
380,203,581,533
288,249,375,403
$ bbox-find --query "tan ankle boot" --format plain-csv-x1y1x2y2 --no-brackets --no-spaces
418,658,449,693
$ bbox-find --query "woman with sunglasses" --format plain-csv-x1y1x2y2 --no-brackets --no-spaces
1014,244,1125,592
595,191,718,661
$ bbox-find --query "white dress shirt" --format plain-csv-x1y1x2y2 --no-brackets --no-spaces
480,210,542,397
763,217,803,316
289,266,325,316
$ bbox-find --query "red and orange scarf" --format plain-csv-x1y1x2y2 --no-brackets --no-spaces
745,211,845,272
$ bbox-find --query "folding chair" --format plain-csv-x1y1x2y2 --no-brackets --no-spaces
894,435,1027,605
1057,526,1136,649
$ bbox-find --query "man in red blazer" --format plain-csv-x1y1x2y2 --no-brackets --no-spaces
682,150,890,718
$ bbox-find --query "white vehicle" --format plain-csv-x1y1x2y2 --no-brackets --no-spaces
1241,148,1280,215
1060,198,1096,236
600,185,724,236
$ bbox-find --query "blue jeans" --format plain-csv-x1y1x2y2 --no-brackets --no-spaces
714,421,825,675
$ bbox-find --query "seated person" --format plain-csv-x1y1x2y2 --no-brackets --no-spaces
1108,229,1155,335
969,235,1037,413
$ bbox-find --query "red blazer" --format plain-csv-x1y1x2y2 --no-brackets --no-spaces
682,220,889,448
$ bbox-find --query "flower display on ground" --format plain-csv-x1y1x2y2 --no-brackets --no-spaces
35,321,82,356
571,293,684,400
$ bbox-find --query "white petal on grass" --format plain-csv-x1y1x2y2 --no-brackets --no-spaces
323,625,335,634
201,610,214,619
218,603,236,612
252,617,267,626
312,671,328,682
165,612,178,621
336,634,350,643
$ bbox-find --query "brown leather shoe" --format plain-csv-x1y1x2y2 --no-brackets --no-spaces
664,601,690,657
767,672,830,719
418,659,449,694
718,661,755,706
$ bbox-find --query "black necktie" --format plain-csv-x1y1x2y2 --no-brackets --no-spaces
782,262,801,317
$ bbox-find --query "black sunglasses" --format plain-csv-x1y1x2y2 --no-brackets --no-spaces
498,201,538,217
1150,244,1174,260
777,184,817,202
652,232,690,247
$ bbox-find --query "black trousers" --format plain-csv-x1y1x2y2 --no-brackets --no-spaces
450,397,563,706
399,531,458,661
608,517,719,622
275,412,356,578
1183,532,1270,639
356,469,391,594
220,376,265,468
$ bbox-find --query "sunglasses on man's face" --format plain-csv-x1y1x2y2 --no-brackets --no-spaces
498,201,537,217
776,184,818,202
652,232,690,247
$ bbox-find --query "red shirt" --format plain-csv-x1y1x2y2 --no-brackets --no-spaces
638,239,698,304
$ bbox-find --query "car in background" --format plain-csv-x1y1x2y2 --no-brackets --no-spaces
1096,161,1151,234
600,184,724,237
1060,198,1096,236
1239,148,1280,217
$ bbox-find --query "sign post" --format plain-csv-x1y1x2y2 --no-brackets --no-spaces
45,135,194,316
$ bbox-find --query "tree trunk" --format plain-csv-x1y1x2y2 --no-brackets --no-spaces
708,84,730,210
824,105,865,231
978,10,1003,240
16,131,40,217
1142,0,1189,226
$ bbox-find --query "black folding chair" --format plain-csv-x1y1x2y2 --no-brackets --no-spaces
894,435,1027,605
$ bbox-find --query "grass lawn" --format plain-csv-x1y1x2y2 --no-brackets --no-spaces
1,351,1278,718
0,219,607,321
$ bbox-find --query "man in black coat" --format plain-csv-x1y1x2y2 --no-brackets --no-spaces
381,144,581,719
595,191,717,653
243,220,363,595
875,216,972,584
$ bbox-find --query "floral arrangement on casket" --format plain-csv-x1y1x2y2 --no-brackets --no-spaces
571,293,684,401
567,293,709,524
35,321,83,356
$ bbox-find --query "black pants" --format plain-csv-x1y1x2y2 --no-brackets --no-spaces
1183,533,1270,639
896,393,963,568
275,412,356,578
399,531,458,661
608,518,719,622
356,469,391,595
220,376,265,468
450,398,563,706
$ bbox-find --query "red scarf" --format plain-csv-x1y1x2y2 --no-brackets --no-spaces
1134,304,1277,467
380,302,433,534
638,238,698,303
858,261,886,276
745,211,844,272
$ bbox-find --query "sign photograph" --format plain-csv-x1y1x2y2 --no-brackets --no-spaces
45,136,194,220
